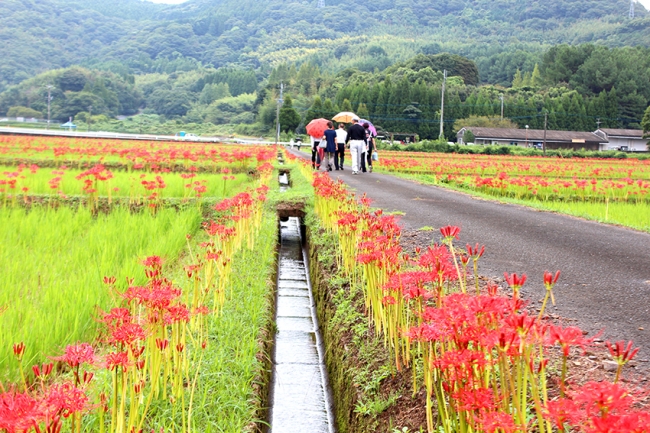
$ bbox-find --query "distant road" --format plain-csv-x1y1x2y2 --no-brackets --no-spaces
0,126,279,145
291,149,650,363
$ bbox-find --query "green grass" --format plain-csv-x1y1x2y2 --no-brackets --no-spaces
0,206,202,381
188,214,276,431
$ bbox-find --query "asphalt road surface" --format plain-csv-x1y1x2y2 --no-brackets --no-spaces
292,150,650,362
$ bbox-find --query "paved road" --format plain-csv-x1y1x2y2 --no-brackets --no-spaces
292,150,650,361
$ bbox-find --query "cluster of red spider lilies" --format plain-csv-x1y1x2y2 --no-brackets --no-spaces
0,175,271,433
0,136,276,171
312,169,648,433
378,152,650,203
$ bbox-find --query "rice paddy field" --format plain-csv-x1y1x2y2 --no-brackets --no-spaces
376,150,650,231
0,134,279,432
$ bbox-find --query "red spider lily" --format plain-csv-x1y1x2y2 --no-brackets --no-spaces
504,272,527,290
548,325,592,357
434,349,491,383
543,270,561,287
155,338,169,351
452,387,496,412
82,371,94,385
546,398,580,431
109,322,146,348
539,270,561,318
12,342,25,361
105,351,130,372
406,323,445,342
476,411,518,433
32,363,54,379
102,308,132,327
122,283,182,311
467,243,485,259
103,276,116,286
45,382,89,418
52,343,96,368
440,225,461,242
164,304,191,324
606,340,640,383
418,245,457,282
142,255,163,269
505,312,538,339
606,340,639,365
0,389,45,432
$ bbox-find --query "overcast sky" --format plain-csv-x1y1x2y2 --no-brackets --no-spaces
145,0,189,4
143,0,650,13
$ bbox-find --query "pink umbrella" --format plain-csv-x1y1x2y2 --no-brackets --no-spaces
359,119,377,136
306,118,330,138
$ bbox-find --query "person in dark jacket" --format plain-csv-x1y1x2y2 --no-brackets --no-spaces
345,117,366,174
310,135,321,170
322,121,337,171
364,123,375,173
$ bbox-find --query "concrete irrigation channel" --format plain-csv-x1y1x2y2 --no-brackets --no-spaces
268,170,335,433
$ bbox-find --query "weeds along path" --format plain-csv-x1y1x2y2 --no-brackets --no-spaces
291,150,650,365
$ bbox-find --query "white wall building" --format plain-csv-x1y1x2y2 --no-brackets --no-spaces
594,128,649,152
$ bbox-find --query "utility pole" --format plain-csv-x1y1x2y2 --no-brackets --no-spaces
596,117,601,130
275,82,284,145
543,111,548,155
87,105,92,132
630,0,635,18
500,93,504,120
439,70,446,140
525,125,529,147
45,85,54,130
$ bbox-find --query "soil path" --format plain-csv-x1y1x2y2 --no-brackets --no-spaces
291,150,650,363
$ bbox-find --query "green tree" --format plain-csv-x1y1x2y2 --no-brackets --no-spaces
641,106,650,147
322,98,337,121
453,115,518,131
304,96,324,123
146,88,192,118
7,106,42,118
56,68,88,92
279,95,300,133
199,83,231,105
340,98,353,112
531,64,542,87
512,69,523,88
356,103,369,119
55,92,108,122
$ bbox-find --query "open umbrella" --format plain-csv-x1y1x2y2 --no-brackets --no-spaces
358,119,377,136
305,118,329,138
332,112,357,123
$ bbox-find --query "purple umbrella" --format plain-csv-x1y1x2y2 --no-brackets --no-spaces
359,119,377,136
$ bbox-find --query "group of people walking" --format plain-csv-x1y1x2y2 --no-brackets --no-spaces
310,116,375,174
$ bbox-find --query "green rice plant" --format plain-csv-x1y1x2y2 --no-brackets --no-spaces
0,206,202,382
182,216,276,431
539,199,650,231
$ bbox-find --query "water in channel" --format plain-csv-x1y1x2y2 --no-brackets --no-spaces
268,216,335,433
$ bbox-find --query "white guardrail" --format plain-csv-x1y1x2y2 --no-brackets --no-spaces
0,126,285,145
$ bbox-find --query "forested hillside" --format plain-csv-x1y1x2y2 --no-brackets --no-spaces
1,0,649,93
2,0,650,140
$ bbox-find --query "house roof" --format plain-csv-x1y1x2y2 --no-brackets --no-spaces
458,127,603,143
596,128,644,138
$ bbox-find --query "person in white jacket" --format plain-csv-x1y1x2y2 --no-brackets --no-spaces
334,123,347,170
